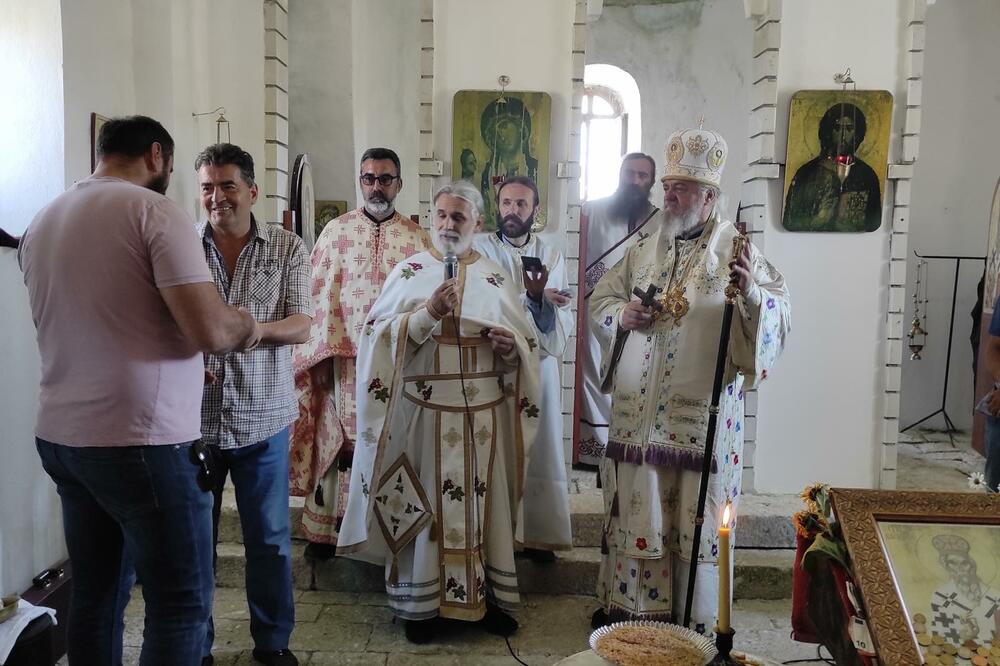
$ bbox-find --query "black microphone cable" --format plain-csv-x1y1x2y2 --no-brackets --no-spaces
447,295,530,666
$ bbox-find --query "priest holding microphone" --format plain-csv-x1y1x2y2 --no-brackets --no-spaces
337,180,543,644
589,125,791,633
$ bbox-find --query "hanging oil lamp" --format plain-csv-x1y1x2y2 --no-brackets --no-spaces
192,106,231,144
908,317,927,360
832,69,857,186
908,258,928,360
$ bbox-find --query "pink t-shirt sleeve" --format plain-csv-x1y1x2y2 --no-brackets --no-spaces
144,199,213,288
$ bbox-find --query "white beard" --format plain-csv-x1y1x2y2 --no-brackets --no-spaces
365,199,393,217
431,229,474,257
662,205,706,240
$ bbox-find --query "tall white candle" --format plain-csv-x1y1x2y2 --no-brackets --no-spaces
718,502,732,633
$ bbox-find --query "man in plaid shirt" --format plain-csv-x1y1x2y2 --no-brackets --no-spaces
195,144,311,666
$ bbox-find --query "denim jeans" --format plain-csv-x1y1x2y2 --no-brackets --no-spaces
204,428,294,656
985,416,1000,491
36,438,214,666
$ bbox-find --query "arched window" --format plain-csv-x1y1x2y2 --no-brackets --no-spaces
580,64,641,201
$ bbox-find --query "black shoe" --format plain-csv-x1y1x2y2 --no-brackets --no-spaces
201,657,214,666
591,607,609,629
481,603,518,637
522,547,556,563
303,541,337,562
405,618,437,644
251,648,299,666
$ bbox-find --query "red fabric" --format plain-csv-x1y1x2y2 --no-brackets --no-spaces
791,531,820,643
828,561,877,666
791,530,877,665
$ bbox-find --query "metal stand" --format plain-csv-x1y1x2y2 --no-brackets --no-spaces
901,252,986,434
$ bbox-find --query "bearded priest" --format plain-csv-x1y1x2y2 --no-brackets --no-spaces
474,176,574,561
337,180,542,645
590,126,791,632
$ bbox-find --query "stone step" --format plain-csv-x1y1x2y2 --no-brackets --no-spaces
217,489,799,550
217,491,609,546
214,544,794,600
736,493,800,549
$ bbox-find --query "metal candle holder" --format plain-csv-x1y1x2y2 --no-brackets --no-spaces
712,627,738,665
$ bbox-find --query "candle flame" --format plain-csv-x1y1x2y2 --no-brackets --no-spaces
722,502,731,526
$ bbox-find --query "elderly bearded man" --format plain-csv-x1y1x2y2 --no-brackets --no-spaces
291,148,428,561
474,176,573,561
590,127,790,631
337,181,542,644
576,153,659,466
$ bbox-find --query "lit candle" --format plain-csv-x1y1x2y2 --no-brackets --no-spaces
717,502,732,633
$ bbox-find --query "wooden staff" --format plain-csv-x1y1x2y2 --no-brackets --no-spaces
683,232,748,629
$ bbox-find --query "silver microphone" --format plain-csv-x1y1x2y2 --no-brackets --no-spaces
443,245,458,280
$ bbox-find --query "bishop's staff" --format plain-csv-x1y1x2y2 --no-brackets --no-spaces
682,230,749,630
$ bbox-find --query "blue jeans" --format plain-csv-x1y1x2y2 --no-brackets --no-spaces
205,428,294,655
36,438,214,666
986,416,1000,491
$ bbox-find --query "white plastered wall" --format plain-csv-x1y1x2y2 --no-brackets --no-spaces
752,0,918,493
0,0,68,596
430,0,574,242
0,0,269,593
899,0,1000,433
287,0,420,218
288,0,356,211
61,0,266,223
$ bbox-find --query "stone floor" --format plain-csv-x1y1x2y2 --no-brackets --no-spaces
69,590,815,666
56,426,979,665
897,427,984,492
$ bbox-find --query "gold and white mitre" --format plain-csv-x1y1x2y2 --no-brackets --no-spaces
663,126,728,187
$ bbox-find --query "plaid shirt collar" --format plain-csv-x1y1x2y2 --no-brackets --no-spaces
197,215,270,247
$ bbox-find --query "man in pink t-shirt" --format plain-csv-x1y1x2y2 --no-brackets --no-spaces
19,115,259,666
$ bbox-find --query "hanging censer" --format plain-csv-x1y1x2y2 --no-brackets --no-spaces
832,69,858,187
908,257,928,360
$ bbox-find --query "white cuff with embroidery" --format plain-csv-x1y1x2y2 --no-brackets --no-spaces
408,305,440,344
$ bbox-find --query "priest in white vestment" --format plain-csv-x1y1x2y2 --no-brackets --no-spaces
474,176,573,559
337,180,541,644
576,154,660,466
590,127,791,632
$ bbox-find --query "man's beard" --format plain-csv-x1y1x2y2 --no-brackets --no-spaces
146,167,170,195
498,213,533,239
954,573,983,602
611,184,651,219
431,229,474,257
364,193,394,218
662,204,705,240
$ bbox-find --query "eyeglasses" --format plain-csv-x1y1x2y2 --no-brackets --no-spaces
189,440,215,492
360,173,400,187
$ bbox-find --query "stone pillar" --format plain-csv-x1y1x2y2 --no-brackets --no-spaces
561,0,588,467
739,0,782,493
417,0,435,228
880,0,927,489
263,0,289,224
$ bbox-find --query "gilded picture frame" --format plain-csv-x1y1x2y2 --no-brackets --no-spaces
452,90,551,232
315,199,349,241
830,488,1000,666
782,90,893,232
